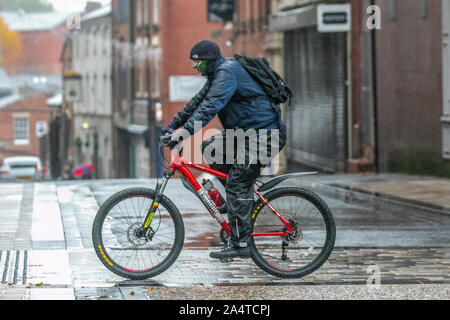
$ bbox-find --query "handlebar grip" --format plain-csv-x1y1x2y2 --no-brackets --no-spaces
160,134,173,144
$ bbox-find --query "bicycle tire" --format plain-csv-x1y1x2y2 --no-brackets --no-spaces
92,187,185,280
250,187,336,278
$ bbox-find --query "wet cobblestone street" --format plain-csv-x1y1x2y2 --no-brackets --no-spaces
0,178,449,300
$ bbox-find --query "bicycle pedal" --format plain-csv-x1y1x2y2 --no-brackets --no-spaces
219,257,234,263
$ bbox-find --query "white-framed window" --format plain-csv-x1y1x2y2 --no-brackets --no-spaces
13,115,29,145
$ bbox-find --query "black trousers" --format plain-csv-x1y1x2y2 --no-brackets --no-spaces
201,125,287,248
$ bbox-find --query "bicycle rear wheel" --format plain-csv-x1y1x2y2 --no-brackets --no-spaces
92,188,184,280
250,187,335,278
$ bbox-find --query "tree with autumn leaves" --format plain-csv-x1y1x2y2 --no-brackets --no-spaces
0,16,23,72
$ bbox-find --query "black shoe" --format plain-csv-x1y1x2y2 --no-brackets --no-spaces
210,246,252,259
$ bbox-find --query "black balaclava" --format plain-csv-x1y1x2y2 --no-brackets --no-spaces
190,40,222,77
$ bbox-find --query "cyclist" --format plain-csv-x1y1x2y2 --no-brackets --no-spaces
161,40,287,259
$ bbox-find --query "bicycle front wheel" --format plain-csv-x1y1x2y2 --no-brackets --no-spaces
92,188,185,280
250,187,336,278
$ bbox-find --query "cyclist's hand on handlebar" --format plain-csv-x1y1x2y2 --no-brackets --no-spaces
168,133,184,149
161,126,174,136
160,132,183,149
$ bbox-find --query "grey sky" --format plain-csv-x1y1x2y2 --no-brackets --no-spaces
47,0,111,13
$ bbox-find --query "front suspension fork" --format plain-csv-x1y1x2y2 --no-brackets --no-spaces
142,170,173,231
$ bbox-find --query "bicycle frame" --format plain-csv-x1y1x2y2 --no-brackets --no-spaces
142,150,293,239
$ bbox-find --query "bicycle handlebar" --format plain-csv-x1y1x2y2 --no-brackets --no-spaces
160,134,173,146
160,134,183,157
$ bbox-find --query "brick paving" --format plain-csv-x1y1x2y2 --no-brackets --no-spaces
0,178,449,300
2,246,448,300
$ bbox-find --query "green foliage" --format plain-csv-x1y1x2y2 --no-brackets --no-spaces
0,0,53,12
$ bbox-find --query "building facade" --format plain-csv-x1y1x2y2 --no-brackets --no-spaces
69,5,114,179
110,0,232,178
261,0,450,177
0,11,70,175
0,87,51,167
373,0,447,176
0,11,72,93
112,0,152,179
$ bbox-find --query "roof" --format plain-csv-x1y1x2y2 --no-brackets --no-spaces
82,5,112,22
0,93,22,109
0,68,13,92
0,68,21,108
46,93,63,106
0,11,74,32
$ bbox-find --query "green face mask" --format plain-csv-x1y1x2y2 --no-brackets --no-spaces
193,60,208,76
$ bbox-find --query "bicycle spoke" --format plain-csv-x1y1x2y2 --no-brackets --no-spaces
252,190,333,276
99,194,177,273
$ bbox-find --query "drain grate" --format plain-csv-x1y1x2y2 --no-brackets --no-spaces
0,250,28,285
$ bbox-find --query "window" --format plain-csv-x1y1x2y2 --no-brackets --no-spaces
117,0,130,22
143,0,149,24
152,58,160,97
136,0,142,26
93,73,98,108
135,39,146,97
14,116,29,145
388,0,397,20
420,0,428,19
85,33,89,57
93,30,97,56
153,0,159,25
84,75,90,110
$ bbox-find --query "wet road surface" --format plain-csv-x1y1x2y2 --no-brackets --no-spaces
0,177,449,300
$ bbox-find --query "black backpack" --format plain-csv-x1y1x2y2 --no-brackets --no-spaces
234,54,293,106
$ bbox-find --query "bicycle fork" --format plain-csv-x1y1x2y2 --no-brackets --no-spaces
142,171,173,232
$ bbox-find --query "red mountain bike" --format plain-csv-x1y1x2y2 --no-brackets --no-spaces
92,135,336,279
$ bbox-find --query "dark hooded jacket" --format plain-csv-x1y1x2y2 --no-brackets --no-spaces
168,55,284,134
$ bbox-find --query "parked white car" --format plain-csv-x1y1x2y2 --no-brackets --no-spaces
0,156,43,181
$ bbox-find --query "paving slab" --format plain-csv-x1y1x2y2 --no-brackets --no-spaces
304,174,450,215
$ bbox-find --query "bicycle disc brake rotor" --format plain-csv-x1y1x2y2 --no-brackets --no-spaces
127,222,149,247
283,220,303,245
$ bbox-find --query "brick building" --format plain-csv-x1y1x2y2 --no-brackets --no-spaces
0,84,51,166
372,0,447,176
0,11,71,172
0,11,72,77
157,0,229,170
108,0,449,178
111,0,232,178
213,0,449,179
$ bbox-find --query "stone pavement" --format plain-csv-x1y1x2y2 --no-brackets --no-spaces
1,173,450,300
302,173,450,216
1,246,448,300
